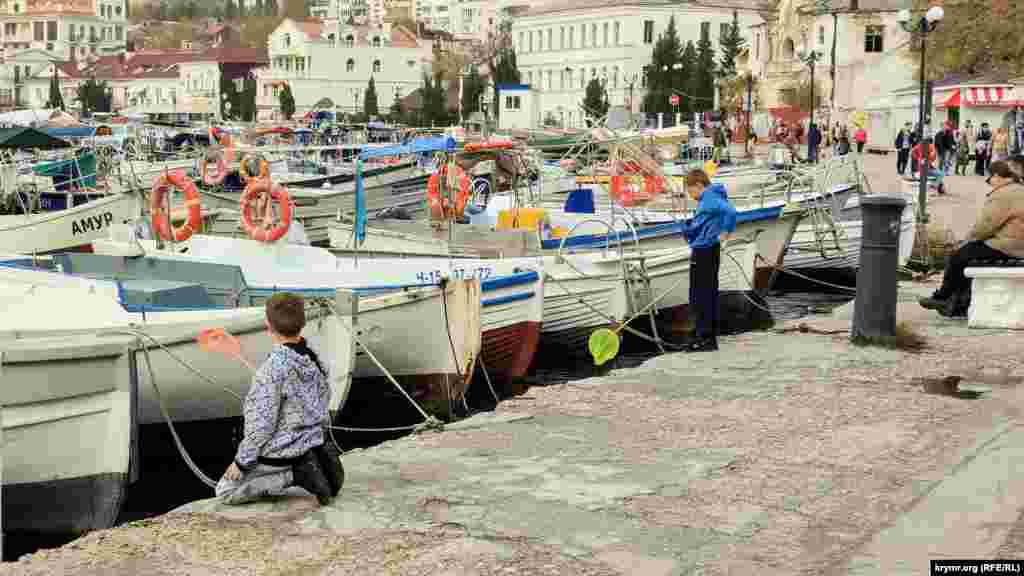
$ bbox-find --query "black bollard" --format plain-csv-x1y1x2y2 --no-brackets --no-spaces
852,195,908,341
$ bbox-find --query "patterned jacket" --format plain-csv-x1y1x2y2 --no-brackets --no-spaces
234,341,329,470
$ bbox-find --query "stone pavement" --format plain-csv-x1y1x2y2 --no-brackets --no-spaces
10,280,1024,576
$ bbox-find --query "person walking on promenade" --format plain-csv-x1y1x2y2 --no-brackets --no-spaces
895,122,913,175
955,131,972,176
854,126,867,154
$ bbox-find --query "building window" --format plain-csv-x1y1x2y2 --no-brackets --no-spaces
546,28,551,51
115,4,121,15
721,22,729,40
580,24,585,46
505,95,521,110
528,30,533,52
612,65,618,88
372,36,381,48
115,25,122,40
372,59,381,73
518,31,524,52
643,20,653,44
864,25,883,53
296,57,305,72
46,21,56,41
641,65,649,88
345,34,354,47
700,22,710,43
614,21,620,45
560,26,564,49
818,25,825,45
591,23,596,47
33,21,43,41
603,22,608,46
568,26,574,48
755,33,759,59
283,33,290,47
346,58,355,72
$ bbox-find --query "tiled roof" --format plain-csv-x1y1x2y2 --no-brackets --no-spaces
525,0,771,17
53,47,267,80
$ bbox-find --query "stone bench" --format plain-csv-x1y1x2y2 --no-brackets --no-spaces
964,266,1024,329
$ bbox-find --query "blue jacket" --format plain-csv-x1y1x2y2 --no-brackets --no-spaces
683,183,737,249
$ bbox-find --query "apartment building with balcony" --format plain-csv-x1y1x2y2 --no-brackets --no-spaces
511,0,764,128
309,0,386,26
256,18,429,120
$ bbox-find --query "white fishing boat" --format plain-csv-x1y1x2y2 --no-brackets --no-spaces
0,264,358,536
0,191,143,254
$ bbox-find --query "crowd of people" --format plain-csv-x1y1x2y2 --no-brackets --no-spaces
775,121,867,164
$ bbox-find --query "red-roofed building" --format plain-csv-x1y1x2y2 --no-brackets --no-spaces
7,47,267,118
256,18,432,120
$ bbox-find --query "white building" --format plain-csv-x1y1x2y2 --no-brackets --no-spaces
0,0,128,107
511,0,765,128
496,83,537,129
257,18,430,119
746,0,915,129
310,0,387,26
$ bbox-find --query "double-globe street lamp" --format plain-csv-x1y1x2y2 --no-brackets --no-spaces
897,4,944,225
796,44,823,163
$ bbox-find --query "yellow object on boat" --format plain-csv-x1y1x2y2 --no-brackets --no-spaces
550,225,567,238
497,208,548,231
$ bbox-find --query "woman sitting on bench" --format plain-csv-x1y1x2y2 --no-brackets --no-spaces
920,160,1024,315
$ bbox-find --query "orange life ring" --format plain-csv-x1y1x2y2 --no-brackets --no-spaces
151,170,202,242
239,179,292,243
426,164,471,220
463,139,516,153
609,174,664,207
201,151,228,186
239,155,269,182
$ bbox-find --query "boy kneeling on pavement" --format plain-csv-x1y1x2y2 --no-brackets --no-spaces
683,168,737,352
217,292,344,505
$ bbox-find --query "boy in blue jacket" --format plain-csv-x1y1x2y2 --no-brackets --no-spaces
683,169,737,352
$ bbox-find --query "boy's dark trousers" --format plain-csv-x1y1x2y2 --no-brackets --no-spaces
689,243,721,342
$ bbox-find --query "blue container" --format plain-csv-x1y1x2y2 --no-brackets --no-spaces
564,187,595,214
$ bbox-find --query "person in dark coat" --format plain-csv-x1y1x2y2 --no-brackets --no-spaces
895,122,913,175
976,122,993,176
807,123,821,164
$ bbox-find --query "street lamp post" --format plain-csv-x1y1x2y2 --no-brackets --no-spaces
745,72,753,157
898,5,944,227
797,44,823,163
626,72,638,116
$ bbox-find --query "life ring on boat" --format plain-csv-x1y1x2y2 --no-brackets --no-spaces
426,163,471,220
200,150,228,186
463,139,516,153
609,174,664,208
150,170,203,242
239,154,269,182
239,178,292,242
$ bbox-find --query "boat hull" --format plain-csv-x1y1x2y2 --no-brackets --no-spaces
0,193,141,255
1,335,136,536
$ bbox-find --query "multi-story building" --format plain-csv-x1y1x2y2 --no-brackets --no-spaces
511,0,765,128
383,0,415,23
310,0,386,26
0,0,128,107
256,17,430,119
746,0,915,127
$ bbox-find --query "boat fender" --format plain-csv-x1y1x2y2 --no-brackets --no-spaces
240,178,293,243
426,163,471,221
201,150,228,186
150,170,203,242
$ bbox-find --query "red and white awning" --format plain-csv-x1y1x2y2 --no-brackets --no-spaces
962,86,1018,107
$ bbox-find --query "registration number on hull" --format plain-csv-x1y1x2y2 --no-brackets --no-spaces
415,267,493,283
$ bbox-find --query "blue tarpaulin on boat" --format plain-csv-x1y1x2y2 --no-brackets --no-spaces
43,126,97,139
358,136,455,160
354,158,366,245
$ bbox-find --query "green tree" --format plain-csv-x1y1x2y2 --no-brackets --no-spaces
694,32,717,113
421,72,449,126
642,16,684,118
265,0,277,16
460,66,485,117
718,10,746,79
242,75,257,121
364,77,379,118
779,79,823,110
485,20,520,124
225,0,236,20
389,99,404,124
910,0,1023,79
47,67,64,111
278,82,296,119
255,0,264,16
582,77,609,124
75,77,111,116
